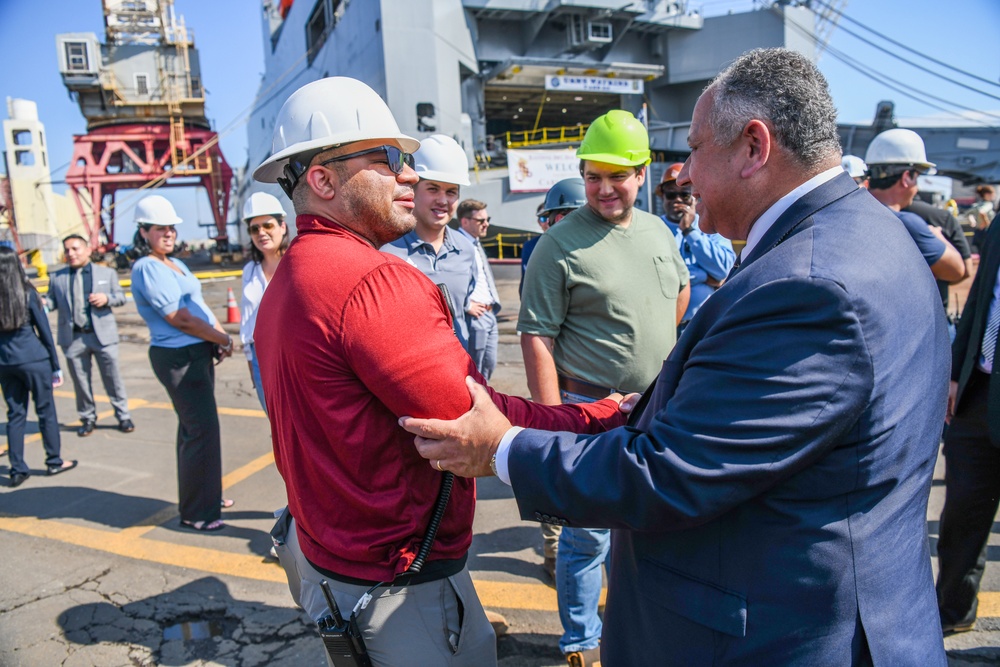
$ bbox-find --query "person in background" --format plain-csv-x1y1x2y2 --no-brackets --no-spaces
518,110,689,667
240,192,289,412
382,135,477,351
0,246,76,487
865,129,965,284
841,154,869,187
521,178,587,297
130,194,234,532
46,234,134,436
656,162,735,333
519,177,587,580
456,199,501,379
970,185,995,253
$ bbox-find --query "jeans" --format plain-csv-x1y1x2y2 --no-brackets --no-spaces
557,526,610,653
555,389,609,654
249,344,267,414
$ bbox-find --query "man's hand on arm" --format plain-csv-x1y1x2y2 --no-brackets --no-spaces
88,293,109,308
399,377,513,478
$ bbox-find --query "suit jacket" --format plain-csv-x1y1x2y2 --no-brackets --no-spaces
952,214,1000,445
47,263,126,348
509,173,949,665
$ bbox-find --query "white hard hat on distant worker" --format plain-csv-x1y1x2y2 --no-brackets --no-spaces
412,135,471,186
252,77,419,194
841,155,868,180
864,129,936,179
134,194,182,226
242,192,287,222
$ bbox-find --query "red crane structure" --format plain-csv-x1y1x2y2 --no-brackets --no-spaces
57,0,232,252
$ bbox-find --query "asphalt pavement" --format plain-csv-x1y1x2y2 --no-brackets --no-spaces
0,258,998,666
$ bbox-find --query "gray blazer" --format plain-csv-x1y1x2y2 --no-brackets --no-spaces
47,263,126,348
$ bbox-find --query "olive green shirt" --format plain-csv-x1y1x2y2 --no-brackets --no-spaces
518,205,689,393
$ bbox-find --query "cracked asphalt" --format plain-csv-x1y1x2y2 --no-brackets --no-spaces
1,257,999,666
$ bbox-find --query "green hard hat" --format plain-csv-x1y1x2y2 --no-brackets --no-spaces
576,110,651,167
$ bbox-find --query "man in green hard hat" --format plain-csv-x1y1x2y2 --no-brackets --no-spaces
517,109,690,667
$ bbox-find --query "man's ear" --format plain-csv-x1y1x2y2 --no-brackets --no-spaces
740,119,771,179
305,164,338,201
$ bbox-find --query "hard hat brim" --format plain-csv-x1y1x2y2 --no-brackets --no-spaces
416,169,471,187
576,152,651,168
253,134,421,183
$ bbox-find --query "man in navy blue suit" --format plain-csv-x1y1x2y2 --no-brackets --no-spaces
402,48,949,665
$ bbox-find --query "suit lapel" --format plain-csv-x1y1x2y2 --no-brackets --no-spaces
738,173,859,274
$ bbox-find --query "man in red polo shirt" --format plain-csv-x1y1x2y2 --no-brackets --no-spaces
252,77,626,666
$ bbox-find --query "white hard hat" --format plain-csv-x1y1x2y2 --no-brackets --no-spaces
134,194,182,226
413,135,470,186
841,155,868,179
242,192,287,222
864,129,936,174
252,77,420,188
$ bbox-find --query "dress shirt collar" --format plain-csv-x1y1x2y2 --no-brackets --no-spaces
456,227,479,245
741,166,843,259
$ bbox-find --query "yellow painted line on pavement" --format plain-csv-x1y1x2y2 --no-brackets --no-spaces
0,515,286,583
0,512,572,610
222,451,275,489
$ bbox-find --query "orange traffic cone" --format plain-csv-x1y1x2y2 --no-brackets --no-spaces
226,287,240,324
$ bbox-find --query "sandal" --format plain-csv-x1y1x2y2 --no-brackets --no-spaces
180,519,226,532
220,498,235,509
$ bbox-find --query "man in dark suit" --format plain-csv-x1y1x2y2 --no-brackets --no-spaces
401,48,949,665
936,212,1000,634
47,235,133,436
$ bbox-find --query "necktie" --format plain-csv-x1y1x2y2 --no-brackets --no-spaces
981,294,1000,371
71,269,88,329
475,241,498,303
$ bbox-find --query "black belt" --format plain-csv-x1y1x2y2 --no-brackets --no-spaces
73,325,93,334
557,374,618,400
306,553,467,588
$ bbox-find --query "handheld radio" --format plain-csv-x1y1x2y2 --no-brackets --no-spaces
316,580,373,667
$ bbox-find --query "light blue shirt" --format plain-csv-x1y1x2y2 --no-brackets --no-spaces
131,256,218,348
381,227,476,350
661,216,735,321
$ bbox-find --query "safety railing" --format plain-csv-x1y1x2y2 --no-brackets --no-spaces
482,233,538,260
505,124,589,148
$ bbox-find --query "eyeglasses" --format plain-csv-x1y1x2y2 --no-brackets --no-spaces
249,221,278,234
468,216,491,224
663,191,694,202
319,145,415,175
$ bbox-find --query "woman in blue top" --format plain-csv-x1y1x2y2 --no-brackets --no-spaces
130,195,234,532
0,246,76,487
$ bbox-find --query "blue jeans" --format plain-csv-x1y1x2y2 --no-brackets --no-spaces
249,344,267,414
556,389,610,654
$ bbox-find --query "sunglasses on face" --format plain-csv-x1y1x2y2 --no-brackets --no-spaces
663,191,694,202
468,216,491,224
249,221,278,234
319,145,415,175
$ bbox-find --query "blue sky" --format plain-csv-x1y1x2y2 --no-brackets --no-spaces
1,0,998,242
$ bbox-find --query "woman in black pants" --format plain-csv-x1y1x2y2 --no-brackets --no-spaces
129,196,234,531
0,247,77,487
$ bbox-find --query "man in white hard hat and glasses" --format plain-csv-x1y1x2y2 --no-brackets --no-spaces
252,77,629,666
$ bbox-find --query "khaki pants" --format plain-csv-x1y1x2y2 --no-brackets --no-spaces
272,510,497,667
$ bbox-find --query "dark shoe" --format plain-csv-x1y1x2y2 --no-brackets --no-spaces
47,460,78,476
118,419,135,433
9,473,28,487
942,620,975,635
179,519,226,532
566,646,601,667
77,420,96,437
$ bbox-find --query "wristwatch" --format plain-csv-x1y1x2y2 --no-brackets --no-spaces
220,335,233,352
489,450,498,477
